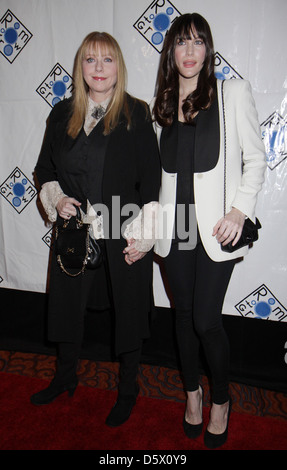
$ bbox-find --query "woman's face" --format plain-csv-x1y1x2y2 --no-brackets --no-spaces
82,44,118,103
174,30,206,88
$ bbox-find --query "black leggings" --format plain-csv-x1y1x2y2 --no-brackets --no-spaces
164,240,235,404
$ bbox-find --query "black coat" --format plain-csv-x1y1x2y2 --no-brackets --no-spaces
35,94,160,355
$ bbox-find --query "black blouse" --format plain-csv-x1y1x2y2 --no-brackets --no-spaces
59,122,108,211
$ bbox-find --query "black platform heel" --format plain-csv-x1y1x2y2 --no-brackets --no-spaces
30,378,78,406
183,385,204,439
204,396,232,449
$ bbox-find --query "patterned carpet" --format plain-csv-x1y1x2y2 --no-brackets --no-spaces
0,349,286,421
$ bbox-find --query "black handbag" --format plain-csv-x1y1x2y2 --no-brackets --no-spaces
55,208,102,276
220,80,261,253
221,217,261,252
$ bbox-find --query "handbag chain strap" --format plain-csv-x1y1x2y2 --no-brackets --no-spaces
55,211,91,277
221,79,227,219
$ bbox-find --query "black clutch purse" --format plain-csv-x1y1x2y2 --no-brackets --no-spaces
221,217,261,253
55,208,102,276
220,80,261,253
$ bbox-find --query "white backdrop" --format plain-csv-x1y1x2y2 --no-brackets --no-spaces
1,0,286,324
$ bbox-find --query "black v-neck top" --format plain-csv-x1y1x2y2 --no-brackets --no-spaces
173,118,197,244
176,119,197,205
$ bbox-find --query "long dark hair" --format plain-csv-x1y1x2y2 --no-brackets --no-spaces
153,13,216,127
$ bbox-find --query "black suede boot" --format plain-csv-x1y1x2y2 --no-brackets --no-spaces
30,342,79,406
30,376,78,405
105,383,139,427
105,346,141,427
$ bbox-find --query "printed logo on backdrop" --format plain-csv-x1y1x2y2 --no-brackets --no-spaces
261,112,287,170
36,63,73,108
133,0,181,53
235,284,287,322
0,9,32,63
42,228,54,249
214,53,243,80
0,167,37,214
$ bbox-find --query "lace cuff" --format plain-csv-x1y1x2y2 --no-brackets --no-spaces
124,201,158,252
39,181,67,222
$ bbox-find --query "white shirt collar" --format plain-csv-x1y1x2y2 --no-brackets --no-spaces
84,95,111,135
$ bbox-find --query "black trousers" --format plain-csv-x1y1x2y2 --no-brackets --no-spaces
54,240,142,395
164,239,235,405
56,340,142,396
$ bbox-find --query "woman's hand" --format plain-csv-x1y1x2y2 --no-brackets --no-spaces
56,197,81,220
213,207,246,247
123,238,146,265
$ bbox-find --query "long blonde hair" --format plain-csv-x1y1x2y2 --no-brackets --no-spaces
68,32,129,138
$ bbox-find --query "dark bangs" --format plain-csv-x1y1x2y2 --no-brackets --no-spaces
173,13,214,55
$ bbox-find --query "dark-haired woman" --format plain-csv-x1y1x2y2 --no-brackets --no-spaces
31,32,160,427
153,13,266,448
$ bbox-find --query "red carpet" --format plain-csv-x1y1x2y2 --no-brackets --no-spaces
0,372,286,450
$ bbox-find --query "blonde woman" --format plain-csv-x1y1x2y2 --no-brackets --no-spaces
32,32,160,427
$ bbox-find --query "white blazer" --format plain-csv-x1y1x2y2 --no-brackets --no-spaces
154,79,267,261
